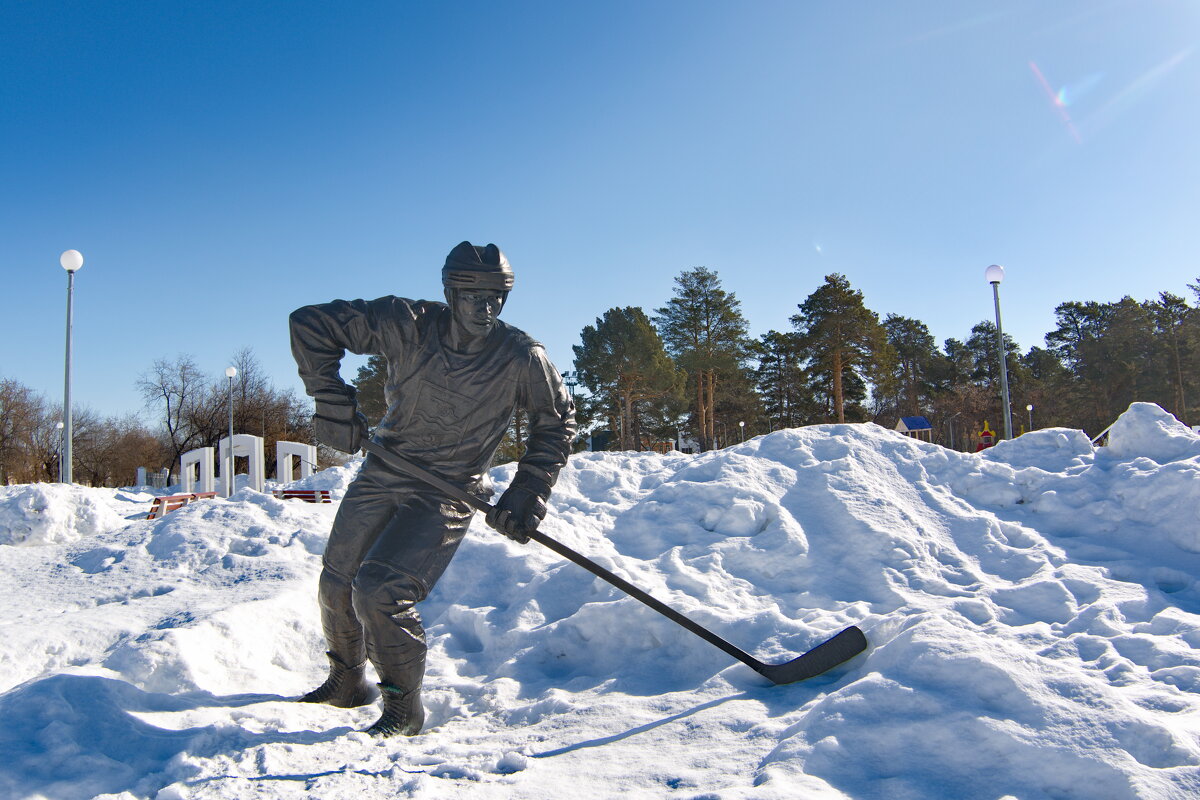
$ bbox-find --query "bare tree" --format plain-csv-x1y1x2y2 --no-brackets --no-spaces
137,355,209,468
139,350,314,479
0,378,47,484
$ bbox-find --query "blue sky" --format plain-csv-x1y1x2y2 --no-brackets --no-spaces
3,1,1198,418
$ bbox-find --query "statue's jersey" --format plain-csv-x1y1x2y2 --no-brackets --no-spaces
290,296,575,483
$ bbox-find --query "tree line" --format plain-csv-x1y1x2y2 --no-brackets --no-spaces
8,269,1194,487
1,349,312,487
0,377,163,487
568,268,1200,452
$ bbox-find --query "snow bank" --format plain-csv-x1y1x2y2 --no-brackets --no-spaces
1104,402,1200,463
1,404,1199,799
0,483,144,545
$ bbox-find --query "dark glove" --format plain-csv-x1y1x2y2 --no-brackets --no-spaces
313,398,368,454
486,470,551,544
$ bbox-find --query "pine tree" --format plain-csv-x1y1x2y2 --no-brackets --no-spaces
1047,298,1159,434
1152,291,1195,422
963,321,1028,437
654,267,749,450
751,330,812,430
882,314,938,417
790,274,893,424
573,307,683,451
352,355,389,427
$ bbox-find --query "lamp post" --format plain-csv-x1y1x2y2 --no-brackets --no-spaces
55,421,64,482
561,370,578,398
985,264,1014,440
739,420,745,443
225,366,237,497
1026,404,1034,431
948,411,962,451
60,249,84,483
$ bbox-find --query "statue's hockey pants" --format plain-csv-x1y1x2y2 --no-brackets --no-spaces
316,457,477,690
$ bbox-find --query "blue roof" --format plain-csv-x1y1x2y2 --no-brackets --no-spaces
898,416,932,431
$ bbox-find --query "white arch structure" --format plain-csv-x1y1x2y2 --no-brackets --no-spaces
180,446,216,494
276,441,317,483
219,434,265,495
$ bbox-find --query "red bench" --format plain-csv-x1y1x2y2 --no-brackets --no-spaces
147,492,218,520
272,489,333,504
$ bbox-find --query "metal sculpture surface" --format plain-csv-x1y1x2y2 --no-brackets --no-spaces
289,241,575,736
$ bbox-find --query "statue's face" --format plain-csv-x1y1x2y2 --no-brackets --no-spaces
448,288,507,338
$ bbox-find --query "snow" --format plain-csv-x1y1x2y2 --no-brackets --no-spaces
2,402,1200,799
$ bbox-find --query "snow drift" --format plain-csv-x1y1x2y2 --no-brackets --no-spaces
1,402,1198,799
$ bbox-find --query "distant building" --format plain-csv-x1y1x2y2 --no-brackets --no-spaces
896,416,933,441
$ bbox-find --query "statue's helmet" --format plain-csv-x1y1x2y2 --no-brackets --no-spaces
441,241,514,291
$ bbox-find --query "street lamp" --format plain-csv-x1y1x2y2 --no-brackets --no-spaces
948,411,962,451
739,420,745,443
1026,404,1034,431
225,366,237,497
561,370,578,398
985,264,1014,440
60,249,84,483
55,421,64,482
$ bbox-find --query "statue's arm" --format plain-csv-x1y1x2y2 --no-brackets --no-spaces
486,347,577,541
516,347,577,486
289,298,387,402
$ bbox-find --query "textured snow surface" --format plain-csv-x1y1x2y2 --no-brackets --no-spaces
2,402,1199,799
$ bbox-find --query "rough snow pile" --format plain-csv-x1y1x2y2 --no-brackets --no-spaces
1,403,1199,799
0,483,149,546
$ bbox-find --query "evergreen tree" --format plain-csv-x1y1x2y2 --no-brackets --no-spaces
701,360,765,447
573,307,683,451
963,321,1028,437
1151,291,1195,422
1019,346,1071,431
790,274,894,424
1047,298,1159,434
882,314,939,417
352,355,389,427
654,267,749,451
751,330,812,430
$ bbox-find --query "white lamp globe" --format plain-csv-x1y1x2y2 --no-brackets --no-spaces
60,250,84,272
226,366,238,378
984,264,1005,284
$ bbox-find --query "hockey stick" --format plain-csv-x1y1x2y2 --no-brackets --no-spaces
361,440,867,685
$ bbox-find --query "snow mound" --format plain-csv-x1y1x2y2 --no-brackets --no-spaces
982,426,1094,472
1103,402,1200,463
0,483,131,545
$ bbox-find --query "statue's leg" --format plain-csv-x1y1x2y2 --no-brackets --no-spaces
300,464,403,706
351,486,474,736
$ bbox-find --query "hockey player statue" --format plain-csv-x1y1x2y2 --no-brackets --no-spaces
289,241,576,737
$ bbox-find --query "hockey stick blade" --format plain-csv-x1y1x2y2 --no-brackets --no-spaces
754,625,868,685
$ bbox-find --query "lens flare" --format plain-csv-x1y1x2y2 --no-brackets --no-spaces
1029,61,1082,143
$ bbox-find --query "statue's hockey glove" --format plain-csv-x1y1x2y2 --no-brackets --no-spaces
487,470,551,544
313,397,368,454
